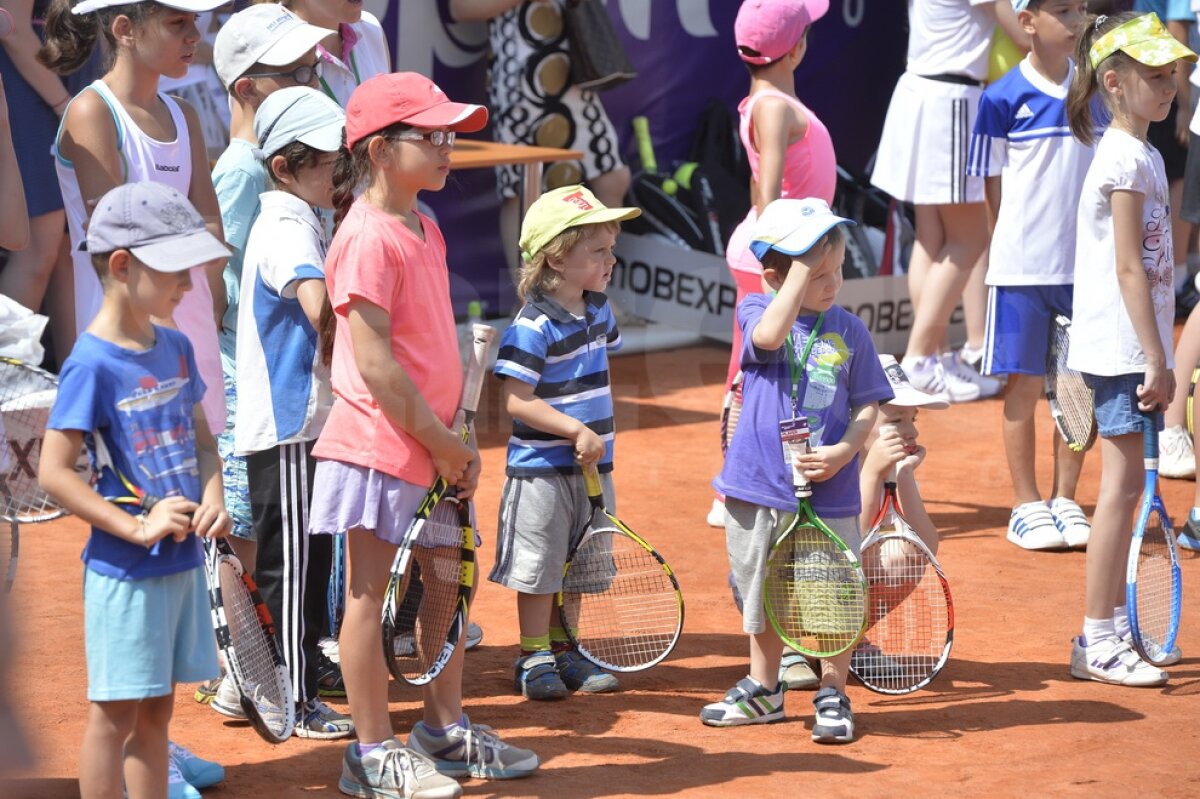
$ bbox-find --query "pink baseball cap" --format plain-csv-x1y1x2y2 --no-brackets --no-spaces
345,72,488,150
734,0,829,65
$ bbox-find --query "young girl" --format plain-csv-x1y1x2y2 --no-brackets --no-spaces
232,85,351,739
307,72,538,797
1066,10,1193,686
40,0,228,436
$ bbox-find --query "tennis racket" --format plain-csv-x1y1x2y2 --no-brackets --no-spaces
1045,315,1096,453
1186,365,1199,437
764,422,867,658
851,459,953,694
558,463,684,672
328,533,345,638
720,370,744,455
380,323,494,686
1125,412,1183,666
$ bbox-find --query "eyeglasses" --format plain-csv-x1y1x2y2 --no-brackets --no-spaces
247,62,322,86
396,129,456,147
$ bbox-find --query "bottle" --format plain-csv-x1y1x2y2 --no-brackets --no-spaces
460,300,484,368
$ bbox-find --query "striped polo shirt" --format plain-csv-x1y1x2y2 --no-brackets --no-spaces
494,291,622,477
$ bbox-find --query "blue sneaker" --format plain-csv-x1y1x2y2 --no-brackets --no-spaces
554,648,619,693
168,741,223,789
513,651,569,700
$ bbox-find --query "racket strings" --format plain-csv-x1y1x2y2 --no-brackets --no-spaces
0,362,64,523
217,561,289,736
1048,322,1095,450
561,531,681,670
1133,519,1177,652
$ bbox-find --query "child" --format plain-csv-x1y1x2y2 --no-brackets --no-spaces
307,72,537,796
489,184,641,701
1065,11,1193,685
232,85,352,739
967,0,1095,552
37,181,232,799
703,197,893,743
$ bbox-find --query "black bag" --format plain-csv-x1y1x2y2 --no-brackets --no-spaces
674,100,751,251
563,0,637,92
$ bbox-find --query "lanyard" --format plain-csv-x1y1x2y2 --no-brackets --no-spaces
784,311,825,415
319,49,362,103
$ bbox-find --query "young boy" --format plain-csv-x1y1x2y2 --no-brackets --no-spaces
967,0,1095,552
703,197,893,743
37,182,233,799
490,185,641,700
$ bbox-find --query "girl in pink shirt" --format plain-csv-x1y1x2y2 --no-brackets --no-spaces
308,72,539,796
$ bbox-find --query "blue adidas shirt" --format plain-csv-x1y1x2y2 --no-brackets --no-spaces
494,291,621,477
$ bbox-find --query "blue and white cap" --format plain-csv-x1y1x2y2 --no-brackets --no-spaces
255,86,345,159
749,197,854,261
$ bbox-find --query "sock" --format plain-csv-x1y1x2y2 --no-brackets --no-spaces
423,715,467,737
1113,606,1131,639
1190,507,1200,522
357,742,383,757
549,625,571,652
1082,616,1116,646
519,634,550,654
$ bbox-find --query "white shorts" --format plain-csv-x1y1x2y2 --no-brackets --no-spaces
871,71,985,206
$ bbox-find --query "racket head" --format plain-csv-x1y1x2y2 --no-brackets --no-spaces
381,495,474,686
720,371,744,455
1045,316,1097,453
1126,493,1183,666
207,539,294,743
0,358,80,523
559,521,684,672
764,503,867,658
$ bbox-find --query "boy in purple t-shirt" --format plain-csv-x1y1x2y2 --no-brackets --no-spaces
703,198,893,744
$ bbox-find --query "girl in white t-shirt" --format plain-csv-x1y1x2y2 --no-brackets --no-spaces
1065,10,1196,687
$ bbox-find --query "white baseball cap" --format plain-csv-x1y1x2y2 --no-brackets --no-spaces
214,5,333,89
878,355,949,410
749,197,854,261
73,0,228,16
255,86,345,158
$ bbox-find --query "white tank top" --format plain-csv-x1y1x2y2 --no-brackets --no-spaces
54,80,226,432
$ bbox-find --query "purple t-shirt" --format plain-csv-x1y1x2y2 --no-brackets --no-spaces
714,296,893,516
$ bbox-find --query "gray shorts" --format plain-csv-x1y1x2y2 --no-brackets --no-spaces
489,472,616,594
724,497,861,635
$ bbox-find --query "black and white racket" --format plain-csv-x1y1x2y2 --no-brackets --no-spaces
1045,316,1096,453
720,370,744,455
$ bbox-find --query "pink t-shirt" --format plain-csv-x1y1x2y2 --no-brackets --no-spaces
311,200,462,486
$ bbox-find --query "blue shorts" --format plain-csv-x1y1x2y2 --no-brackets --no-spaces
1082,373,1161,438
83,565,218,701
982,284,1073,377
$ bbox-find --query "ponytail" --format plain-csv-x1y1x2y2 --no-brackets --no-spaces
38,0,160,75
1067,11,1139,146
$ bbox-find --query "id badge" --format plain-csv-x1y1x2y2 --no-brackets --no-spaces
779,417,810,489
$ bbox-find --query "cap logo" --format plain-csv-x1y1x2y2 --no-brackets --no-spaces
562,190,594,211
158,200,199,233
266,13,291,31
801,206,815,216
883,362,907,388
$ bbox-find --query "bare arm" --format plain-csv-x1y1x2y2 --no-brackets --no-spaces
448,0,527,22
177,98,228,327
0,77,30,251
988,0,1031,53
983,175,1001,235
748,96,798,214
1169,21,1192,145
190,407,230,539
294,278,328,332
1,0,70,113
504,377,605,464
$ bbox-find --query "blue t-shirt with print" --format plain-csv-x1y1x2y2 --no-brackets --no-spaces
48,328,207,579
714,297,893,517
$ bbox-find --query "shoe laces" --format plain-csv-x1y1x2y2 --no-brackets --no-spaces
375,744,441,787
461,721,508,770
167,741,189,767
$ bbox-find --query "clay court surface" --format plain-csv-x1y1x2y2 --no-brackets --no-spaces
5,343,1200,798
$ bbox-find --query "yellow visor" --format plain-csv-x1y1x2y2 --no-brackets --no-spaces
1089,13,1198,69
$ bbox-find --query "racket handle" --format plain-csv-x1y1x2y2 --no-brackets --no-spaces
880,424,901,484
459,324,496,419
632,116,657,174
1143,412,1159,465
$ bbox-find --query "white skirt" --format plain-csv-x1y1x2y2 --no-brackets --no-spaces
871,71,984,205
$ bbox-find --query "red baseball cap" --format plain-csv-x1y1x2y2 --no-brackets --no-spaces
345,72,488,149
734,0,829,65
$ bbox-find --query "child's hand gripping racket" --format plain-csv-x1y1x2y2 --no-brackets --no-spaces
851,434,953,694
1126,412,1183,666
764,422,867,658
557,462,684,672
1045,315,1097,453
380,324,495,686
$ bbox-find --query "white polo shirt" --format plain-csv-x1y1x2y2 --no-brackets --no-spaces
317,12,391,108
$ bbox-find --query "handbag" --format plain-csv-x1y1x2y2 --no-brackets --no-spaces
562,0,637,92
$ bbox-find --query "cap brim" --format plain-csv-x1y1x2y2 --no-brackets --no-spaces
132,230,232,273
749,216,855,261
405,102,489,133
255,24,333,68
298,119,346,153
575,206,642,227
885,391,949,411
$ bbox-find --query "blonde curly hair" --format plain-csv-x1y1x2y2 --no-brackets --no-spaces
516,221,621,302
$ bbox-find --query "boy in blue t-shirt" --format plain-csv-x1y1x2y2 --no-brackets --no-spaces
967,0,1094,553
38,182,233,799
703,198,893,744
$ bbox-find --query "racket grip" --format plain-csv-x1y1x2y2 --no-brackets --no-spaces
459,325,497,418
1143,412,1159,462
632,116,657,173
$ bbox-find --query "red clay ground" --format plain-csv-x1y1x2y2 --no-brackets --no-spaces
5,343,1200,798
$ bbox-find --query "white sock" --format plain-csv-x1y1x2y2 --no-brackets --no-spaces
1082,616,1116,646
1190,507,1200,521
1113,606,1131,639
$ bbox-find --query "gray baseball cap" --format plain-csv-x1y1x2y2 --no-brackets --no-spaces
213,5,333,89
85,182,231,273
255,86,345,159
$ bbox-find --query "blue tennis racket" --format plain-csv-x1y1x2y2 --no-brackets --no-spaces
1125,412,1182,666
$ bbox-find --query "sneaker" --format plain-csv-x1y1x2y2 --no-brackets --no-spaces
555,648,619,693
940,351,1002,401
778,652,819,691
408,716,539,780
167,759,201,799
339,739,462,799
900,356,953,404
1069,635,1168,686
295,697,356,740
958,343,985,372
1121,632,1183,666
513,651,569,700
706,497,725,528
849,642,911,685
1006,501,1067,551
1180,514,1200,551
211,672,247,719
168,741,224,789
317,649,347,698
811,686,855,744
193,676,221,705
1049,497,1091,549
320,636,341,664
699,676,784,727
465,622,484,651
1159,425,1196,479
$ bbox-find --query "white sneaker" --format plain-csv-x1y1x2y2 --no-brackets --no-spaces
707,498,725,528
958,343,985,372
1070,635,1168,686
1049,497,1091,549
210,673,246,719
899,356,952,404
1159,425,1196,479
940,351,1002,401
319,636,340,664
1121,632,1182,666
1007,501,1067,550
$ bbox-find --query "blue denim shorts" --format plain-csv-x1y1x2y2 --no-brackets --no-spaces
1082,372,1160,438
